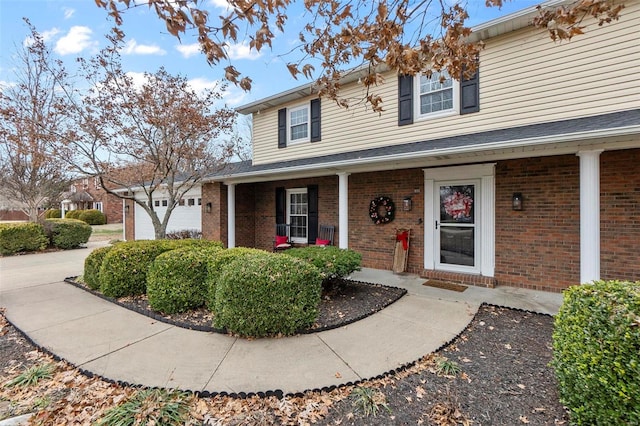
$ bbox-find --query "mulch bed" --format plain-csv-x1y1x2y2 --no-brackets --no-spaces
66,278,407,334
0,304,568,424
322,305,569,425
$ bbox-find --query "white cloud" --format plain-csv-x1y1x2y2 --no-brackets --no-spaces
124,71,148,90
188,77,222,94
223,86,248,107
176,43,201,58
54,26,98,55
63,7,75,19
0,80,16,91
123,39,167,56
23,28,61,47
226,41,261,60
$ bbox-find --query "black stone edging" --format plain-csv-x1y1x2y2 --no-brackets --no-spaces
63,277,407,335
2,302,549,401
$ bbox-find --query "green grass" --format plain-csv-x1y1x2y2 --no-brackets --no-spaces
434,356,462,377
4,363,55,388
350,386,391,417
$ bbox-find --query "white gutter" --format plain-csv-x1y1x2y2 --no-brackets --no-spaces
214,125,640,183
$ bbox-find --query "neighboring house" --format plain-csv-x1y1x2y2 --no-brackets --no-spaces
123,0,640,292
0,194,30,221
61,177,123,224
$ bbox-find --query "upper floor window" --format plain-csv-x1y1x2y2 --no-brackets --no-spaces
398,65,479,126
289,105,309,143
277,99,321,148
418,71,455,116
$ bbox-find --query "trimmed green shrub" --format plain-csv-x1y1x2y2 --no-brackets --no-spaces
0,223,48,255
44,209,61,219
147,245,222,314
214,252,322,337
64,210,81,219
44,219,92,249
78,209,107,225
552,280,640,425
205,247,267,311
99,240,177,298
98,239,220,298
84,246,115,290
284,246,362,281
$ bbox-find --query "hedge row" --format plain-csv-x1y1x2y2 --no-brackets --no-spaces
0,223,49,255
552,280,640,425
65,209,106,225
0,219,92,255
85,242,362,337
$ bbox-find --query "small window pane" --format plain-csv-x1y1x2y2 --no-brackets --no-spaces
419,71,454,115
188,198,195,206
162,199,168,207
289,107,309,141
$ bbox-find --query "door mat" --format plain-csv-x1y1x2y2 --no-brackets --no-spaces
422,280,467,292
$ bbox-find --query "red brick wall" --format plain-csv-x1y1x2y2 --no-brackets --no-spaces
349,169,424,274
201,183,228,244
235,183,255,248
600,149,640,282
495,155,580,292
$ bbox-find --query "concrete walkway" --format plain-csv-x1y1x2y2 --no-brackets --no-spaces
0,244,563,394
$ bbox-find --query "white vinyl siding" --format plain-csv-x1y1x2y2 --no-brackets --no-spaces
251,1,639,165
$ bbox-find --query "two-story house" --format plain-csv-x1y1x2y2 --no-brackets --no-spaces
124,0,640,292
61,176,123,224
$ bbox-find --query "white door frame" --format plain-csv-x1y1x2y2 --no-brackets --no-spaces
424,163,495,277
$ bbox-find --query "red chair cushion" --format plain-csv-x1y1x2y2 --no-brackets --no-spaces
315,238,331,246
275,235,288,245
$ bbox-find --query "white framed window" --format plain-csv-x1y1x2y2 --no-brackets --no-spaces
416,70,458,118
287,188,308,243
94,176,102,189
94,202,103,212
288,105,309,144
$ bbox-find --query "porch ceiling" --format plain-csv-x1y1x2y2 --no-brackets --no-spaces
210,109,640,184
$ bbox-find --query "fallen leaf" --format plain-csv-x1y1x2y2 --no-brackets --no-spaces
520,415,530,423
461,357,472,363
335,372,342,378
517,384,526,389
415,386,426,399
505,343,512,349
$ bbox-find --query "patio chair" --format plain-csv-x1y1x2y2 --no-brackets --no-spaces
315,225,335,246
273,223,292,252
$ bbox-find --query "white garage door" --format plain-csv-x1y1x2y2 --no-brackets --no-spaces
134,190,202,240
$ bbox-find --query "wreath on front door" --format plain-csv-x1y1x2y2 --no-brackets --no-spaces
369,196,395,225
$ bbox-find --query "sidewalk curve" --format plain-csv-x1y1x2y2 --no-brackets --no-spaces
0,244,561,394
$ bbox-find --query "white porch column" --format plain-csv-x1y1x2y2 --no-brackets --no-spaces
577,150,603,284
337,172,350,249
226,183,236,248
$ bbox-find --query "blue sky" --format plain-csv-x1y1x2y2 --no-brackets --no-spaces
0,0,542,108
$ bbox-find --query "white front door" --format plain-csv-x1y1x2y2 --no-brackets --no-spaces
423,164,495,277
435,181,479,272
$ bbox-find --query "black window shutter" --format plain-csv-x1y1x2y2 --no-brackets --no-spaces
307,184,318,244
398,74,414,126
460,65,480,115
277,108,287,148
275,187,286,224
310,99,321,142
